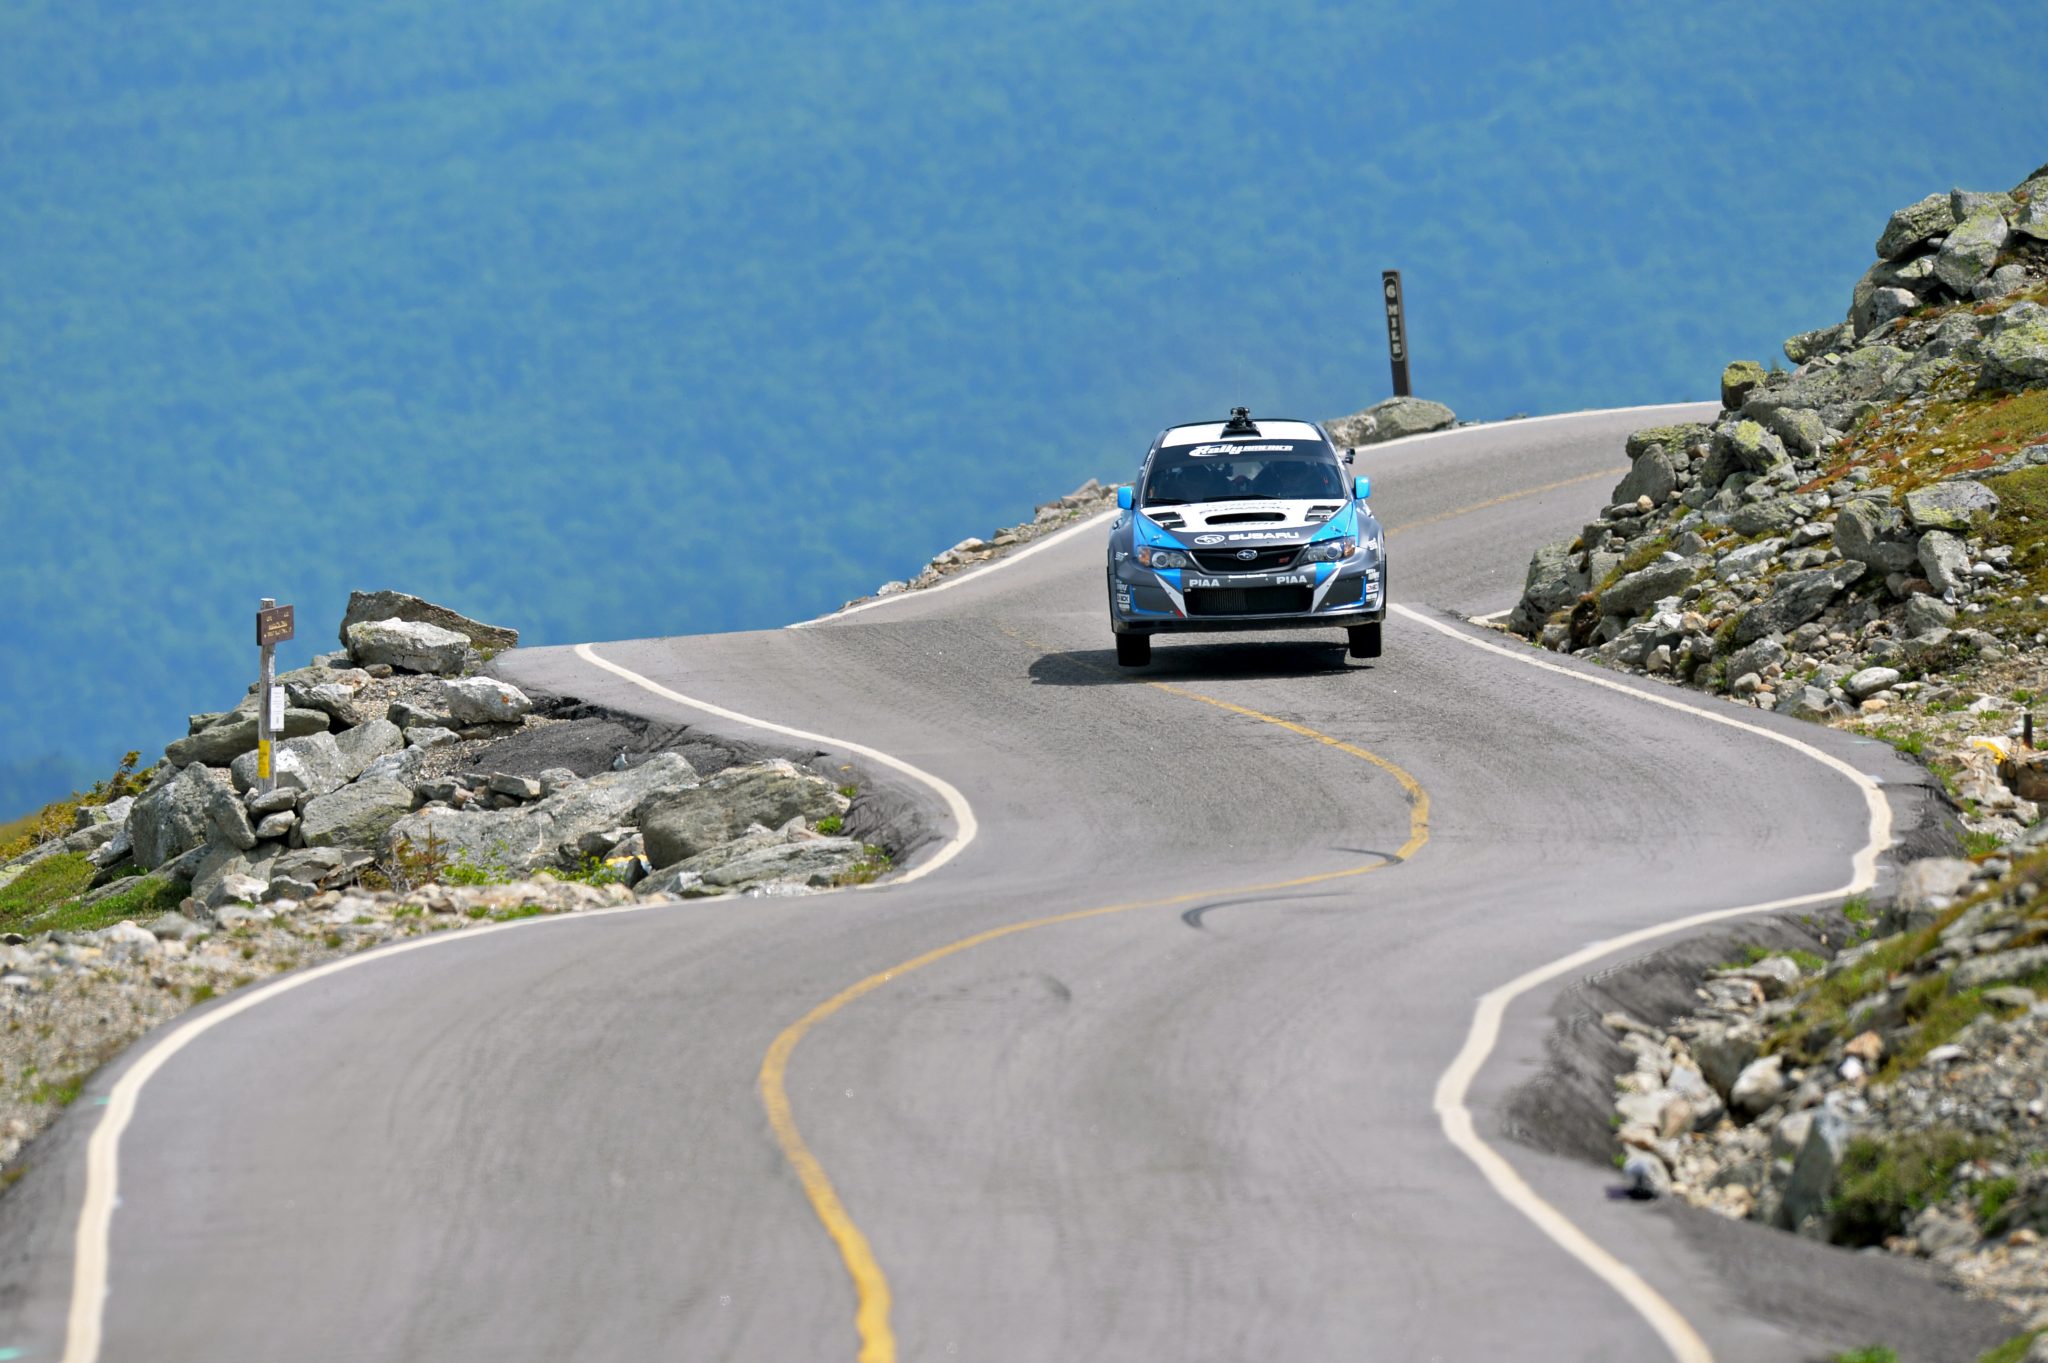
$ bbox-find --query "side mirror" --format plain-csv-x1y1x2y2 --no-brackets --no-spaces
1116,485,1134,510
1342,448,1356,465
1353,476,1371,500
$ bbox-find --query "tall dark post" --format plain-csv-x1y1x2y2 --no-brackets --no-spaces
1381,270,1411,398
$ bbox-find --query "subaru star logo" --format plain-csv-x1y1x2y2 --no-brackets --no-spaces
1236,548,1258,561
1192,534,1225,545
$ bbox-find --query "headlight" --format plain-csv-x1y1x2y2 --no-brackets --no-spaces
1139,546,1193,569
1300,537,1357,563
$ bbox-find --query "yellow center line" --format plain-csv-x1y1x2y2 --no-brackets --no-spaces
757,651,1430,1363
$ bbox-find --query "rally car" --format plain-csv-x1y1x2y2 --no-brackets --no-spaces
1107,408,1386,667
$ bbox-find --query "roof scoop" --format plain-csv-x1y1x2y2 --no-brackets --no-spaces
1220,406,1260,436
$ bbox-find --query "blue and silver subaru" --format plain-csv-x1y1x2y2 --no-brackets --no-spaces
1107,408,1386,667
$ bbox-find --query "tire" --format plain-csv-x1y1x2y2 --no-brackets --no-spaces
1347,622,1382,659
1116,632,1152,667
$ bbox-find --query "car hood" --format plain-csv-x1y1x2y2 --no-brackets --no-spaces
1143,498,1347,546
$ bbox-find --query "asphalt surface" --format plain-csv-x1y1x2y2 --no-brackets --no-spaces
0,403,2018,1362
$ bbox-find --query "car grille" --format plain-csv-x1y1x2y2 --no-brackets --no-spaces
1191,546,1300,574
1186,586,1314,616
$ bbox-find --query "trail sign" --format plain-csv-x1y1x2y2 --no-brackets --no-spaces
257,604,295,646
1381,270,1411,398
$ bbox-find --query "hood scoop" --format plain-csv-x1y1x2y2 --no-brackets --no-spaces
1148,511,1186,529
1203,511,1287,525
1304,504,1342,522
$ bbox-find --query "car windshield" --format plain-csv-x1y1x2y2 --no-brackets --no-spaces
1142,442,1346,506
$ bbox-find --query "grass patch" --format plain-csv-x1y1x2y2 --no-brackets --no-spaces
488,903,548,922
555,854,623,887
27,876,184,935
1977,1176,2020,1225
1964,830,2007,858
1831,1127,1987,1247
1980,1331,2048,1363
0,853,96,930
1834,1349,1897,1363
27,1073,84,1108
1864,725,1926,756
188,983,216,1004
815,815,844,835
831,846,894,887
1843,895,1874,924
1981,465,2048,640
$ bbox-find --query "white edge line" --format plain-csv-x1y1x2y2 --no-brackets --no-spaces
1395,603,1890,1363
571,643,977,888
787,508,1120,629
789,400,1715,632
63,897,662,1363
62,644,983,1363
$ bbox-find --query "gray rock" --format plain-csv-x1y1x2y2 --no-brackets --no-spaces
1693,1023,1762,1100
1917,531,1972,595
357,747,428,788
1325,395,1456,445
1875,193,1958,260
128,764,228,869
334,718,404,772
1613,447,1676,506
405,725,461,750
1720,361,1767,411
1728,497,1800,537
640,762,848,868
203,778,259,852
382,752,700,876
440,677,533,725
1780,1106,1854,1232
487,773,543,800
1835,498,1921,573
1712,421,1789,480
246,785,298,816
1856,286,1919,335
685,836,868,890
1981,303,2048,389
1729,1055,1786,1117
2015,185,2048,242
337,590,518,653
270,846,376,893
1774,684,1840,721
1715,538,1787,582
147,911,205,942
1933,205,2012,295
190,843,280,910
1975,264,2032,301
1726,638,1786,682
388,699,454,731
1784,323,1854,365
1747,346,1908,429
1903,480,1999,532
1901,594,1956,634
286,681,364,728
345,618,474,675
1599,558,1697,618
299,779,415,850
162,708,330,768
228,732,343,797
1842,666,1901,701
1893,857,1975,932
253,810,296,841
1751,404,1827,460
537,768,581,797
1952,946,2048,994
1734,561,1865,646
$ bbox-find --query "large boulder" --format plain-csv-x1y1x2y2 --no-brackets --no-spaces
1612,446,1676,506
127,763,227,870
382,752,699,875
1932,204,2012,295
345,618,473,675
439,677,533,725
641,762,849,869
1834,497,1921,573
337,590,519,654
1510,539,1586,634
162,708,330,768
1711,421,1790,480
1783,323,1853,365
1750,404,1827,460
1598,558,1696,617
1780,1106,1856,1233
1720,361,1767,410
1325,395,1456,446
1874,192,1958,260
1903,480,1999,532
1734,561,1866,645
1981,303,2048,390
1746,345,1908,430
1917,530,1971,595
682,835,868,891
299,779,415,850
227,720,399,796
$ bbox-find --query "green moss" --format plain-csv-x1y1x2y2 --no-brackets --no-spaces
0,853,96,930
27,876,183,935
831,846,894,887
1978,1330,2048,1363
1830,1127,1986,1247
1834,1349,1898,1363
1981,465,2048,640
1977,1176,2020,1225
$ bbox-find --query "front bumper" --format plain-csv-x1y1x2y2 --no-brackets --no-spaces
1109,558,1386,634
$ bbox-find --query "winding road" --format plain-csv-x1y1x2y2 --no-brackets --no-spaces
0,405,2016,1362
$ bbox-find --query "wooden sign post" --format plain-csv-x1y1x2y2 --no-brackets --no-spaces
1381,270,1411,398
255,599,295,795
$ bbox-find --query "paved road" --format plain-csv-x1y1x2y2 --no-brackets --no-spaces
0,405,2014,1362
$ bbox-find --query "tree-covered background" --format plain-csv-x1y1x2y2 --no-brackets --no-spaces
1,0,2042,811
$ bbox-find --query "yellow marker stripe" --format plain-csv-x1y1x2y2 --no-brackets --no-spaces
757,677,1429,1363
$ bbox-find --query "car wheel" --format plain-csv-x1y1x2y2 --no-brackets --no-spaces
1347,622,1382,659
1116,632,1152,667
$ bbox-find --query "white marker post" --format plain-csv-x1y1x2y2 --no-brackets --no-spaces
255,599,295,797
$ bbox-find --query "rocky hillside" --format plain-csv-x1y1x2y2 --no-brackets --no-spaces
0,590,899,1176
1508,163,2048,859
